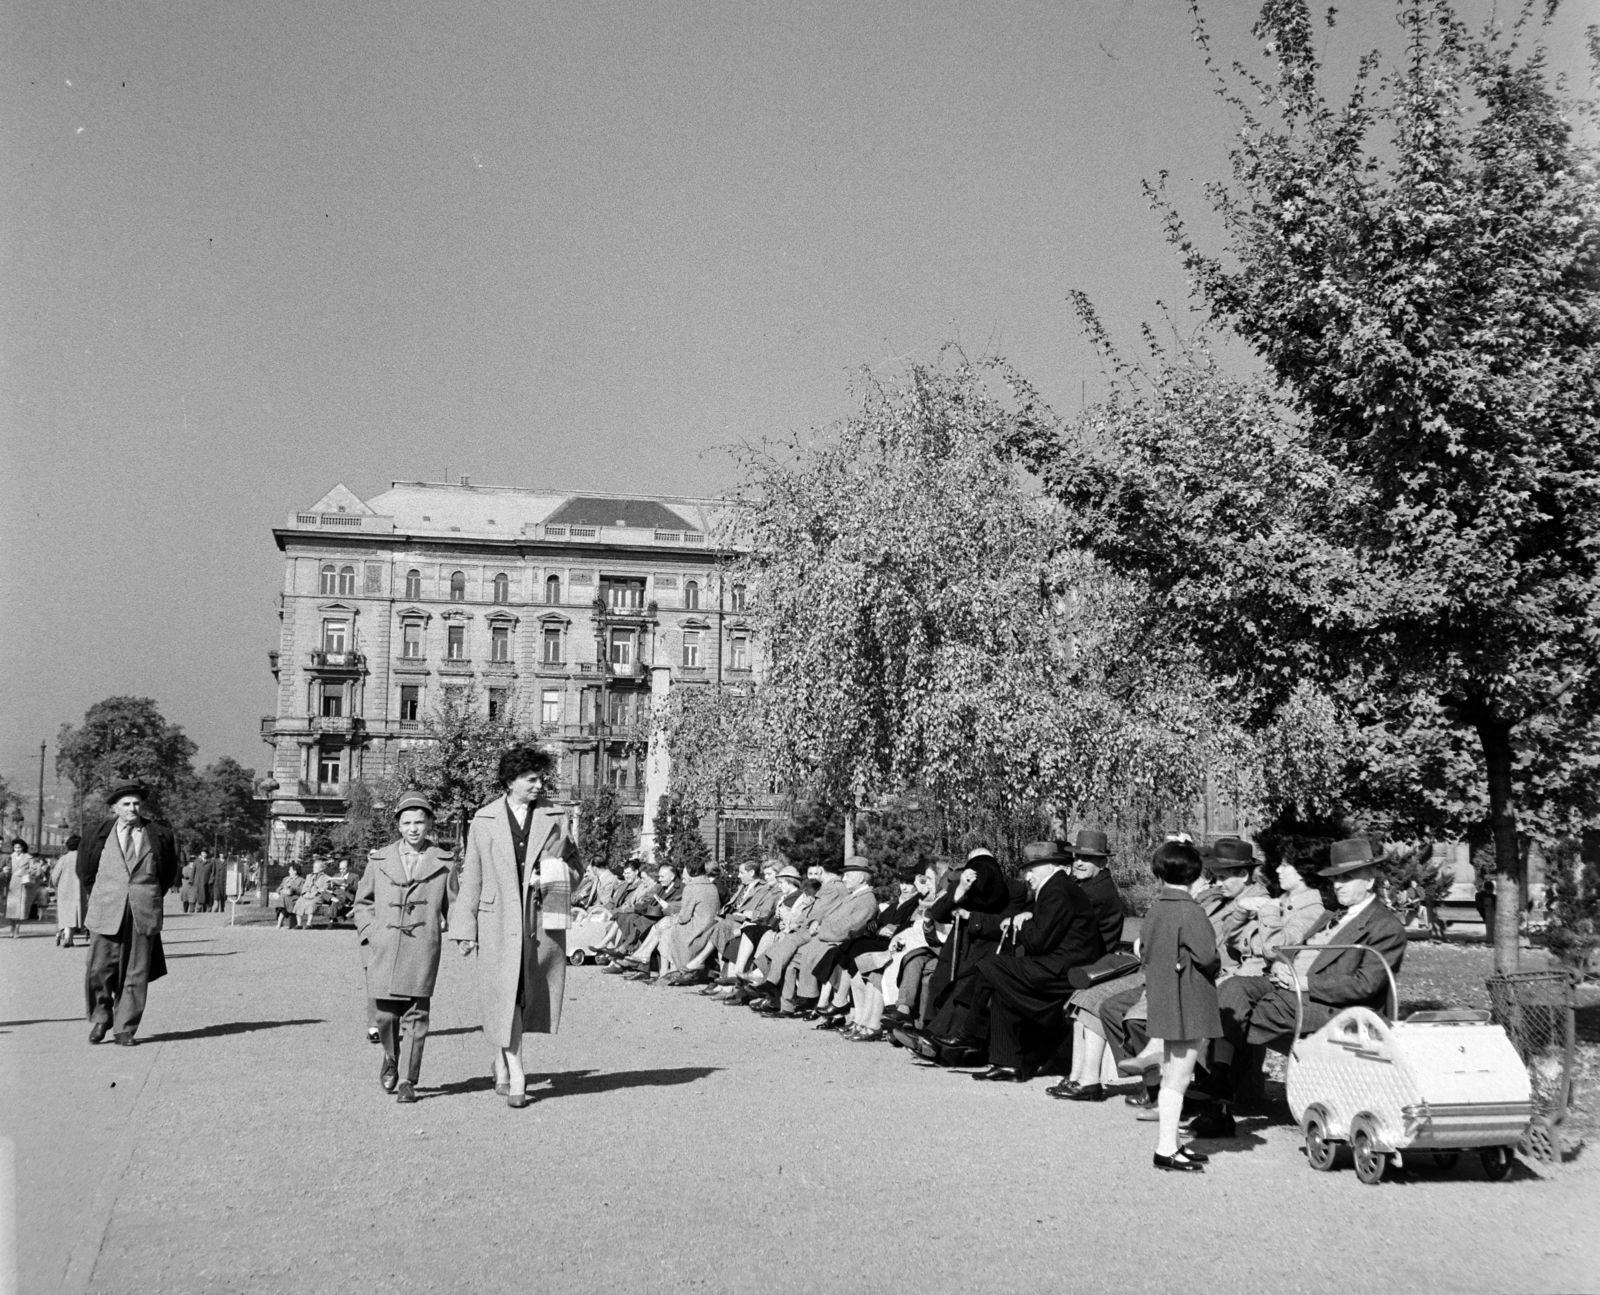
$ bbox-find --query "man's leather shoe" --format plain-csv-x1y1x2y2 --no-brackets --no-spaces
381,1064,399,1094
89,1021,109,1045
1184,1108,1237,1139
395,1081,417,1104
973,1065,1033,1082
113,1033,137,1047
1053,1082,1106,1101
1125,1087,1158,1108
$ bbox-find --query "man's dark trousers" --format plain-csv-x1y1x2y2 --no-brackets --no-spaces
375,996,430,1084
86,905,156,1037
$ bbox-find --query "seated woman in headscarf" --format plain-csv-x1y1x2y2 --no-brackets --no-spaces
890,846,1025,1066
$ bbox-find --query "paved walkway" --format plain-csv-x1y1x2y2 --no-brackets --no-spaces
3,904,1597,1295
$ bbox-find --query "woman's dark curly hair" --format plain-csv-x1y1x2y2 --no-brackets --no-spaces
497,746,555,788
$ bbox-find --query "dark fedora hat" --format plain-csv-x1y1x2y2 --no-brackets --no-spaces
1069,830,1109,859
1207,836,1256,869
1319,837,1386,877
1022,841,1071,866
104,779,148,804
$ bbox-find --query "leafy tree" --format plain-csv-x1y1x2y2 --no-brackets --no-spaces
57,697,198,822
335,781,394,857
388,684,534,843
1143,0,1600,970
302,820,338,863
707,358,1231,852
170,757,265,855
1545,834,1600,971
652,791,709,873
577,785,634,872
773,801,847,874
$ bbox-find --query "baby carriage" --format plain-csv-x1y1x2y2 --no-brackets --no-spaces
564,906,614,966
1282,944,1534,1185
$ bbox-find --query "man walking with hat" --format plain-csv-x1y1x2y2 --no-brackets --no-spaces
972,841,1105,1082
77,781,181,1045
1202,837,1407,1117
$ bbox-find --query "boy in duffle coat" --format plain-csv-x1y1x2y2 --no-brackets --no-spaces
354,793,458,1104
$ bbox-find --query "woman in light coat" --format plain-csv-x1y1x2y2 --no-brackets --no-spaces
51,834,84,947
448,746,581,1109
6,839,45,937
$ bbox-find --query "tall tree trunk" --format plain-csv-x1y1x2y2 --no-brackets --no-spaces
1475,716,1522,975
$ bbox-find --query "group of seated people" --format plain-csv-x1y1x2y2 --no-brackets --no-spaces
570,827,1409,1139
272,857,359,929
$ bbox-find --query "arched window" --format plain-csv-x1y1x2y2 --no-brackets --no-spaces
338,565,356,596
405,569,422,600
730,583,747,612
449,571,466,602
319,564,337,595
492,572,510,604
683,580,699,610
545,575,561,605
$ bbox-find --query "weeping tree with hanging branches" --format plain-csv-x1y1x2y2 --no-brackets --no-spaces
666,357,1283,867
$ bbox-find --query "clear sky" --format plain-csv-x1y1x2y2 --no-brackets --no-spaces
2,0,1590,803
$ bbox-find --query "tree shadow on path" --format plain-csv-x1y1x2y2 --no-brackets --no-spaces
141,1018,324,1043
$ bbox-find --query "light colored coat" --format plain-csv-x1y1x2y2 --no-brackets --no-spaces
51,851,83,931
669,874,722,966
83,826,165,936
354,840,457,999
447,795,581,1049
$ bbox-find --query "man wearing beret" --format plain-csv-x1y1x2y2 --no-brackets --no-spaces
77,781,182,1046
1197,837,1408,1131
973,841,1105,1082
354,793,458,1103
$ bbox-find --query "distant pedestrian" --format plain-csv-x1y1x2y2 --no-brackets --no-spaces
449,746,582,1109
208,852,229,911
52,834,85,947
78,782,181,1046
6,839,46,937
179,852,196,912
353,793,457,1104
1140,837,1221,1174
191,851,215,915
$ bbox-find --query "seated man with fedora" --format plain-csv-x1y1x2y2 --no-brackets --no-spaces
1200,837,1408,1122
971,841,1105,1082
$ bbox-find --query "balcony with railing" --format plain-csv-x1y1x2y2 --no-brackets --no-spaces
307,650,365,672
296,779,348,801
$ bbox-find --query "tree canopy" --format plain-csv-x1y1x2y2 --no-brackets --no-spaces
57,696,199,819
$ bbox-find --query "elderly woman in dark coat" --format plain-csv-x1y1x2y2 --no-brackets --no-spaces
1140,838,1222,1173
449,746,581,1109
891,847,1024,1064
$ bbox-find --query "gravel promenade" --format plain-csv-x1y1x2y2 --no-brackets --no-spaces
3,903,1597,1295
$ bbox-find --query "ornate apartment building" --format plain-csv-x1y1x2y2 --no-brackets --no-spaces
261,480,765,864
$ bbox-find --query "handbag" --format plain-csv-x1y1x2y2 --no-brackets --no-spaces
1068,951,1141,991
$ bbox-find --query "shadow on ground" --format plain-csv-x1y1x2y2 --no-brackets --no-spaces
420,1066,722,1103
141,1018,324,1043
536,1066,721,1099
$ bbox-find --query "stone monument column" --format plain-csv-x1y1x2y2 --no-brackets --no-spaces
638,664,673,863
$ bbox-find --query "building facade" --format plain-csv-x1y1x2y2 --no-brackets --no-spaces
262,480,767,864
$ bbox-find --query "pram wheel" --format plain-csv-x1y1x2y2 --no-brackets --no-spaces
568,949,587,967
1480,1145,1513,1181
1351,1127,1388,1185
1519,1116,1556,1164
1303,1108,1338,1172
